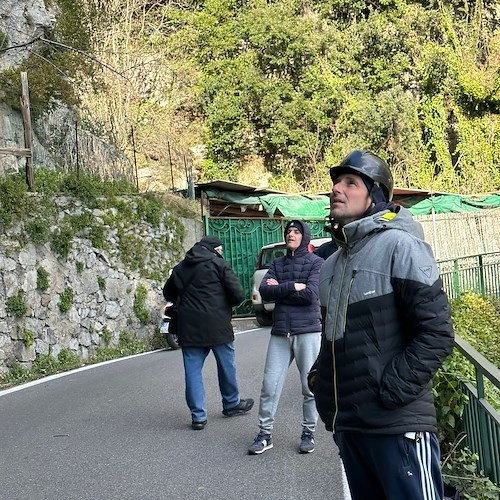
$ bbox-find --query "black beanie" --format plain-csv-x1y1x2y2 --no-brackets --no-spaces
285,221,304,236
360,176,374,195
200,235,223,251
360,175,388,203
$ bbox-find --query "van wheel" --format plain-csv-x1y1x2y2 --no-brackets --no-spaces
255,311,273,327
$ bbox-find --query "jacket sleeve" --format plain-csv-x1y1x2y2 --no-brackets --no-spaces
259,261,296,301
220,261,245,307
162,270,179,302
282,257,322,306
379,238,455,409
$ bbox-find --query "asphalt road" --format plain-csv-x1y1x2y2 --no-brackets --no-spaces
0,321,347,500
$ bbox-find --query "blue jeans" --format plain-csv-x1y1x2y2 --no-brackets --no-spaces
182,342,240,422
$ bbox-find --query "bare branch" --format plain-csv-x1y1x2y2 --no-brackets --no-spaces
39,37,130,81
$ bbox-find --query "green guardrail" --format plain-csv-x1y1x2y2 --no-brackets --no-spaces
454,334,500,486
438,252,500,300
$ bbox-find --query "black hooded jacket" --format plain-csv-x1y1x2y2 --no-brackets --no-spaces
163,242,244,347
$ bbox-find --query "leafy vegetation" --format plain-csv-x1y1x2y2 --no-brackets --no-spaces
97,276,106,291
0,0,96,116
0,28,9,51
6,290,27,318
67,0,500,194
133,284,149,325
36,268,50,291
0,334,158,388
101,326,112,346
434,293,500,498
58,287,74,313
22,329,35,348
0,169,192,278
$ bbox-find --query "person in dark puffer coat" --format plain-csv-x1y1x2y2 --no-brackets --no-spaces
163,236,254,431
248,220,323,456
314,150,454,500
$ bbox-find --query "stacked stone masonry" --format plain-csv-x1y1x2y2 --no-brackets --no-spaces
0,201,201,373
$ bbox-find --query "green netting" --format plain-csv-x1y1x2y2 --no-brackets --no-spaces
408,194,500,216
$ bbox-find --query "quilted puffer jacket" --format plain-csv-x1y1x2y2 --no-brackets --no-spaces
259,221,323,336
314,206,454,434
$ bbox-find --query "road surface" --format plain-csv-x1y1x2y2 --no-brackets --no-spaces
0,322,348,500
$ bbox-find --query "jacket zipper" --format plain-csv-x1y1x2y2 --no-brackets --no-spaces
341,270,356,340
330,235,349,433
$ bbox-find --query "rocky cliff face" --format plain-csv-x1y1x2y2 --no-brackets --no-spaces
0,1,56,71
0,1,57,174
0,2,132,181
0,194,203,373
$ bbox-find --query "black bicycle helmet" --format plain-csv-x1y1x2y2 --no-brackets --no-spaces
329,150,394,201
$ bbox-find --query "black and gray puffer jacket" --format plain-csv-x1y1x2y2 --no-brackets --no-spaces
259,221,323,336
314,206,454,434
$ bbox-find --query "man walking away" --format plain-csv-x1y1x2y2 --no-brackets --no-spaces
314,150,454,499
163,235,254,430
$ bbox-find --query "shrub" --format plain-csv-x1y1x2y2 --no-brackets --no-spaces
97,276,106,291
23,329,35,348
435,293,500,498
101,325,112,346
50,226,75,260
0,175,33,228
133,284,149,324
6,290,27,317
36,267,50,291
451,293,500,364
0,29,9,51
58,287,74,313
25,218,50,244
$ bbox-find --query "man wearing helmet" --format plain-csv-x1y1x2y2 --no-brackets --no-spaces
313,150,454,499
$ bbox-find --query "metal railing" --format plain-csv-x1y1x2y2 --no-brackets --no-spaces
453,335,500,485
438,252,500,300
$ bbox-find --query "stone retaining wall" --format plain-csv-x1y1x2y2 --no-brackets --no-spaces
0,197,202,373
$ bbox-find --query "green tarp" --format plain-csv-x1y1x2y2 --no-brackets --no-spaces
260,194,329,218
408,194,500,216
206,189,329,217
206,189,500,218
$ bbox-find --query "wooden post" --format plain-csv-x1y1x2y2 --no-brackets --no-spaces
130,126,139,192
167,140,175,192
0,147,31,157
75,118,80,179
20,72,34,190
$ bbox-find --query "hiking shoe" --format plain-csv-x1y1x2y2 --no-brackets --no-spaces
248,431,273,455
191,420,207,430
222,398,254,417
299,430,315,453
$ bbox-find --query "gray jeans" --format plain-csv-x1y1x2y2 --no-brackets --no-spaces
258,332,321,433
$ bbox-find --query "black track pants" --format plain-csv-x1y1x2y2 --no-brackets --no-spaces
334,431,444,500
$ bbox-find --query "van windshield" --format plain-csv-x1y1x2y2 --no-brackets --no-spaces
261,247,286,268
